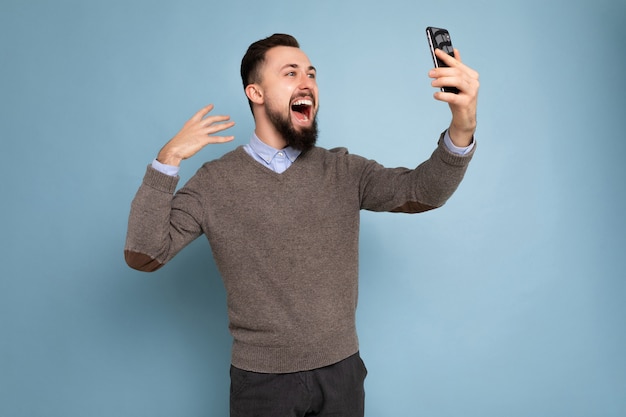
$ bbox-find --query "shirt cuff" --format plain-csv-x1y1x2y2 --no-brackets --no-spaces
151,159,180,177
443,130,474,156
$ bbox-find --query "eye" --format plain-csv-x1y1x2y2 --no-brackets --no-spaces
308,73,316,79
286,71,296,77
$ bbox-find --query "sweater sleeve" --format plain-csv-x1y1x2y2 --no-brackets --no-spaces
358,132,475,213
124,165,205,272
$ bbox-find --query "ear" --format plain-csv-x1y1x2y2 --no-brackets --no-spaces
245,84,264,105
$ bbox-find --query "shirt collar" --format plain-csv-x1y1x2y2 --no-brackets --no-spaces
249,133,301,165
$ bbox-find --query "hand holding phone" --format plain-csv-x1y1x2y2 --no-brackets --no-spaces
426,26,460,94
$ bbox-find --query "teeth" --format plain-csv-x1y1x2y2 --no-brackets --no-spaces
293,99,313,106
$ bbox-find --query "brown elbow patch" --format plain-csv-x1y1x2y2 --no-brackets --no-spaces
124,250,164,272
390,201,437,213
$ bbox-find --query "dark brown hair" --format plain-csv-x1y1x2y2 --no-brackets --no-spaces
240,34,300,111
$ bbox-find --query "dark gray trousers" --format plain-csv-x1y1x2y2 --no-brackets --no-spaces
230,352,367,417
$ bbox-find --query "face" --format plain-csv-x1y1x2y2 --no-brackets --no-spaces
258,46,319,151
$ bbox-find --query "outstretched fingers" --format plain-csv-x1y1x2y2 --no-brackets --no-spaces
201,114,236,142
157,104,236,165
191,104,216,121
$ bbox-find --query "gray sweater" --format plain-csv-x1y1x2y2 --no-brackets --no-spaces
125,133,474,373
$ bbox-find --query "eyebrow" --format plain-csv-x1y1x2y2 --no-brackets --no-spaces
281,63,317,73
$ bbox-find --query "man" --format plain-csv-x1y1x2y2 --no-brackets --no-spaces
125,33,479,416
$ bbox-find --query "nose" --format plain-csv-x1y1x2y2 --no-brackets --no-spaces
298,73,316,90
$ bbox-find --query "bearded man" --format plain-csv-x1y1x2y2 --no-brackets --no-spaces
125,33,479,417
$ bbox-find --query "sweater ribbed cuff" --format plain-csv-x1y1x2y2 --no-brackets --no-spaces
142,164,180,194
438,131,476,167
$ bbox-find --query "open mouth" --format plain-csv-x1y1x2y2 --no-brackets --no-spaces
291,98,313,123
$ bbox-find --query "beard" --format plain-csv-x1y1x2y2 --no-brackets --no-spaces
266,103,318,153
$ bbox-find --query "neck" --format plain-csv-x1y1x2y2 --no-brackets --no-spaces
254,115,287,150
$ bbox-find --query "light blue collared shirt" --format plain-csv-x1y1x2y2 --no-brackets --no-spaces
242,133,302,174
151,130,473,176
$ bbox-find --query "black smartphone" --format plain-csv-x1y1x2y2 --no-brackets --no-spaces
426,26,459,94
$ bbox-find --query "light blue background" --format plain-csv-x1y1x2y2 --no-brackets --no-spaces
1,0,625,416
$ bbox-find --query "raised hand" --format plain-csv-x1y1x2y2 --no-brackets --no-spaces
429,48,480,148
156,104,236,166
